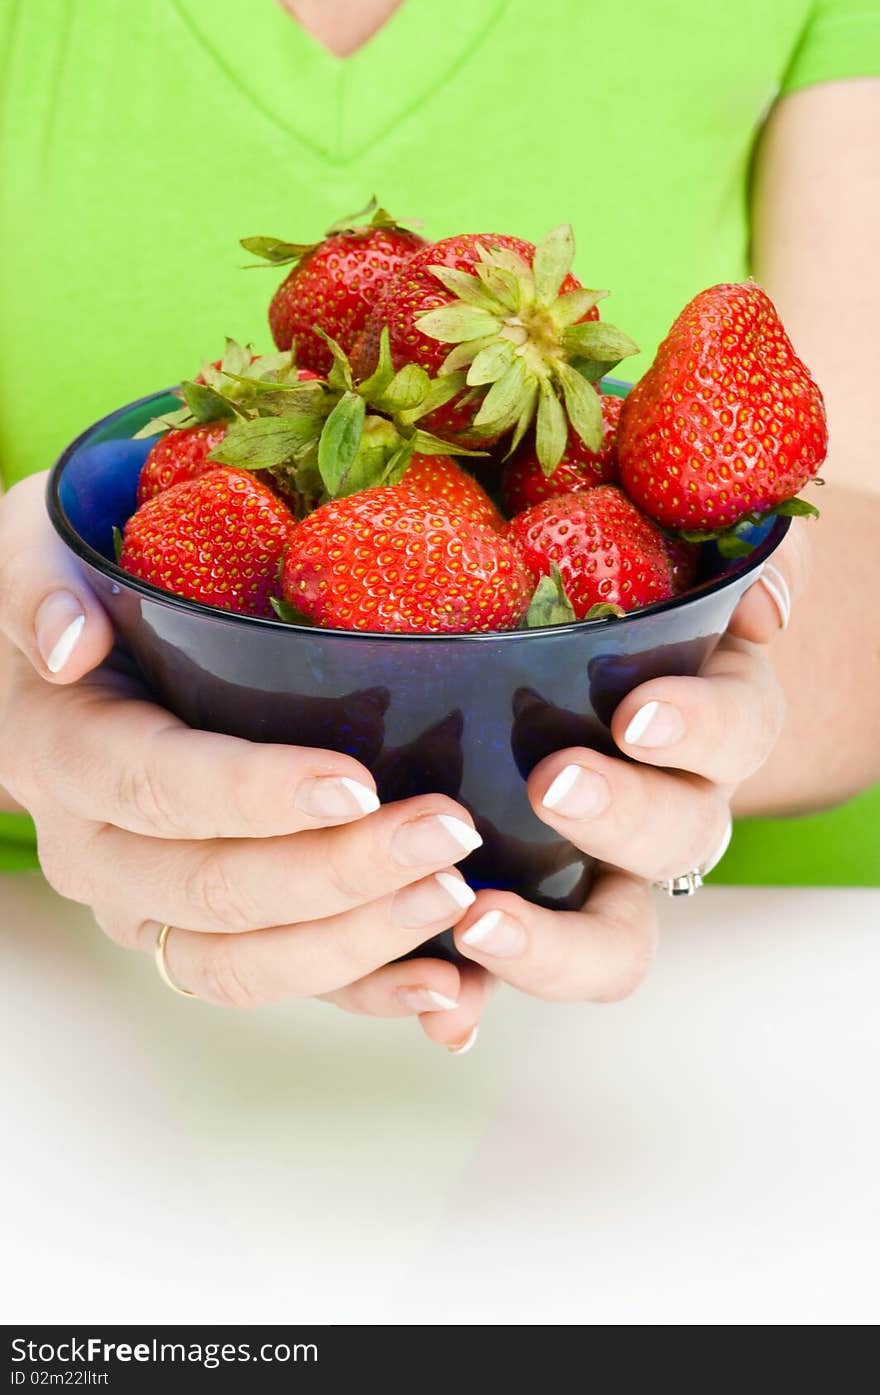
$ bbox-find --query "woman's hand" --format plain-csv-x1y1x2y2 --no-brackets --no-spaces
436,531,810,1039
0,472,808,1054
0,474,492,1048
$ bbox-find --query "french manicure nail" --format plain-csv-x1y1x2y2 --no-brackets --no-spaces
392,871,476,927
296,775,380,819
448,1026,479,1056
541,764,610,818
460,909,526,958
392,813,483,867
623,699,685,748
35,592,85,674
759,563,791,631
395,987,459,1013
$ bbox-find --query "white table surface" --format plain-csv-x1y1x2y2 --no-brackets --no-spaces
1,872,878,1326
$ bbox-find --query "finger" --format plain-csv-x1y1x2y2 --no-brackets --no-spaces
454,867,657,1003
0,473,115,682
320,959,464,1017
529,743,731,883
608,634,784,785
79,793,481,933
22,670,386,839
95,871,476,1007
417,962,494,1054
726,521,811,644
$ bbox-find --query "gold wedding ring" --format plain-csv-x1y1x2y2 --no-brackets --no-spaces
154,923,196,998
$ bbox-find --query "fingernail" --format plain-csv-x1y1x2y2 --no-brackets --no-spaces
35,593,85,674
395,987,459,1013
541,764,610,818
759,563,791,631
460,909,526,958
392,813,483,868
392,871,476,927
296,776,380,819
623,700,685,748
448,1026,479,1056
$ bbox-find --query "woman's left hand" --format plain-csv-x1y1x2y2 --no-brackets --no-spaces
409,531,809,1054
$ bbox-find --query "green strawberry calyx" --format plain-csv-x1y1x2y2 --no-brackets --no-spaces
523,564,577,628
270,597,310,625
677,495,820,558
523,564,627,628
204,328,484,504
240,196,420,269
132,340,302,439
415,226,639,474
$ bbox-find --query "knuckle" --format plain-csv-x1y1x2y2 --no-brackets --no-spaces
759,673,786,748
324,840,375,910
0,683,42,808
223,748,283,833
36,830,92,903
0,539,47,643
183,848,259,933
41,718,97,802
326,984,371,1016
114,749,181,835
334,916,383,984
0,545,24,631
201,937,266,1010
737,661,786,777
92,908,138,950
532,950,582,1003
653,786,726,882
520,919,590,1003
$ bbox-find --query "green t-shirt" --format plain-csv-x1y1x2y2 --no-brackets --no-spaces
1,0,879,881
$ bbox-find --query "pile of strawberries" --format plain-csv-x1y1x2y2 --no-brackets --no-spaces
119,199,827,633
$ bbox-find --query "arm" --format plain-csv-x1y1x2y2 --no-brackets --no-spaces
0,472,16,811
0,470,22,811
735,76,880,815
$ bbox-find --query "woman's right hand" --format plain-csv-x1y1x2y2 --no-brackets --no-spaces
0,474,491,1046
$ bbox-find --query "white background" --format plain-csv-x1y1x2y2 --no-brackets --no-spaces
2,873,878,1325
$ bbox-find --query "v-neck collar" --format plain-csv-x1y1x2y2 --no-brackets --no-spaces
172,0,512,165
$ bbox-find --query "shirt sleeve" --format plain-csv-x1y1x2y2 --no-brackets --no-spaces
0,812,40,872
781,0,880,94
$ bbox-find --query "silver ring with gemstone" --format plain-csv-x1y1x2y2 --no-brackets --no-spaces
654,814,733,898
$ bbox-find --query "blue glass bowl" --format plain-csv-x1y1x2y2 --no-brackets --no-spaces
47,384,788,947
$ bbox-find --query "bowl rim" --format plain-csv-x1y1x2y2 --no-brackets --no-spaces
47,386,791,645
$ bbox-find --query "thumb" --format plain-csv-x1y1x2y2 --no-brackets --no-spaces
0,472,116,683
725,519,812,646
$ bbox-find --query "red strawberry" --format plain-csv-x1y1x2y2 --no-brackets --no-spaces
351,227,637,464
662,535,700,595
507,486,675,619
401,454,504,531
617,283,828,532
242,203,426,377
137,422,229,504
121,468,295,618
282,486,532,633
352,232,587,447
138,364,320,507
501,392,622,516
353,233,587,379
